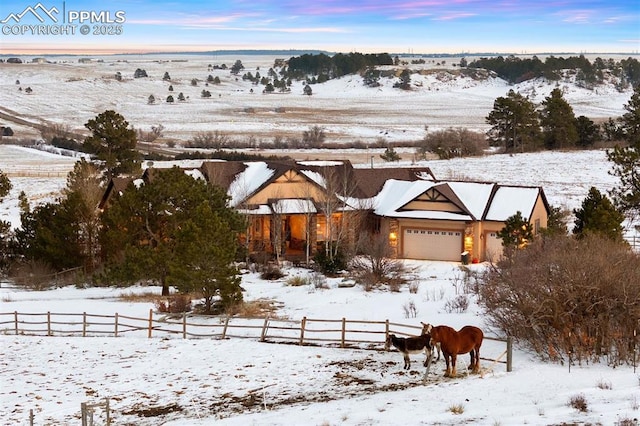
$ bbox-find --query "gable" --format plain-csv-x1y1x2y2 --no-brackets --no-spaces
400,187,466,214
245,168,328,206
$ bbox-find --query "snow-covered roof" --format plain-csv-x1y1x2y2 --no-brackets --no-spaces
485,186,540,221
446,181,495,219
374,179,543,223
228,162,274,207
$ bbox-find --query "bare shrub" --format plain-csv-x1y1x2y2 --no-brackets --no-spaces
40,123,74,143
286,275,308,287
187,131,229,149
11,260,58,290
352,232,404,285
402,300,418,318
596,378,612,390
568,394,588,412
224,298,282,318
616,417,638,426
448,403,465,414
302,125,326,148
154,294,192,313
444,295,470,313
416,127,488,160
425,287,446,301
309,272,329,290
478,234,640,365
137,124,165,142
260,264,284,280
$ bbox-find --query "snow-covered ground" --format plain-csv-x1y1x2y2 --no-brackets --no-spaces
2,262,639,426
0,53,634,144
0,53,639,425
1,145,640,425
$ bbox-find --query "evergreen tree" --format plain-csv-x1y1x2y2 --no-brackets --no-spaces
168,202,243,312
607,86,640,218
303,84,312,96
380,146,400,162
540,205,568,237
574,115,601,147
83,110,140,182
540,88,578,149
486,90,541,152
99,167,244,302
62,159,103,273
162,71,171,81
14,199,86,271
230,60,244,75
0,171,12,274
497,211,534,249
620,85,640,145
147,94,155,105
573,187,625,242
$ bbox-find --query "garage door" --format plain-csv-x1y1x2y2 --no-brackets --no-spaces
402,228,462,261
485,232,503,261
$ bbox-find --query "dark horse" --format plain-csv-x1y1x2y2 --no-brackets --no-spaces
421,322,483,377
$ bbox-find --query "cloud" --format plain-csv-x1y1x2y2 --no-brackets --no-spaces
432,12,476,21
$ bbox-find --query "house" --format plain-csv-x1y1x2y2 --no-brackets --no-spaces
101,159,549,263
372,179,549,262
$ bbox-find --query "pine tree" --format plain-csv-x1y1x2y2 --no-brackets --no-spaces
497,211,534,249
607,86,640,218
0,171,12,274
540,88,578,149
99,167,244,301
486,90,541,152
83,110,140,182
573,187,625,242
380,146,400,162
621,85,640,145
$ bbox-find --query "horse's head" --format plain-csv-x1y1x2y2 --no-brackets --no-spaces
420,322,432,335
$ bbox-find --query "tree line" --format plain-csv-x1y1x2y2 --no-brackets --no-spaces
468,54,640,87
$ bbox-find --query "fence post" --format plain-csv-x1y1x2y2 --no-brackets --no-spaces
221,316,230,339
82,312,87,337
182,313,187,339
299,316,307,346
384,319,390,350
260,318,269,342
506,336,513,372
147,309,153,338
114,313,119,337
47,311,51,336
105,398,111,426
81,402,88,426
341,318,346,348
14,311,18,335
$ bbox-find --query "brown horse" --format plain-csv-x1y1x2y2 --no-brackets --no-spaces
421,322,483,377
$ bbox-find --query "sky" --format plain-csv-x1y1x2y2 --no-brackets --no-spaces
0,0,638,55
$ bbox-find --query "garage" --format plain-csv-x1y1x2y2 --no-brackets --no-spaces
402,228,463,261
484,231,504,261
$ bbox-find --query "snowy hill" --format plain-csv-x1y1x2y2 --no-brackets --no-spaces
0,54,634,144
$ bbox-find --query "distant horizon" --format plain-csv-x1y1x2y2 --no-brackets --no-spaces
1,48,639,59
1,1,638,56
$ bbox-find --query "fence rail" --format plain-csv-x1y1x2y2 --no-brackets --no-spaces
1,310,513,371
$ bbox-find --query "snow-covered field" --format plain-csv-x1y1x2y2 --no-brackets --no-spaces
1,53,639,425
1,145,640,425
0,53,634,144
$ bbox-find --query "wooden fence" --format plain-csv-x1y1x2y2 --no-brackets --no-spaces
0,310,513,371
